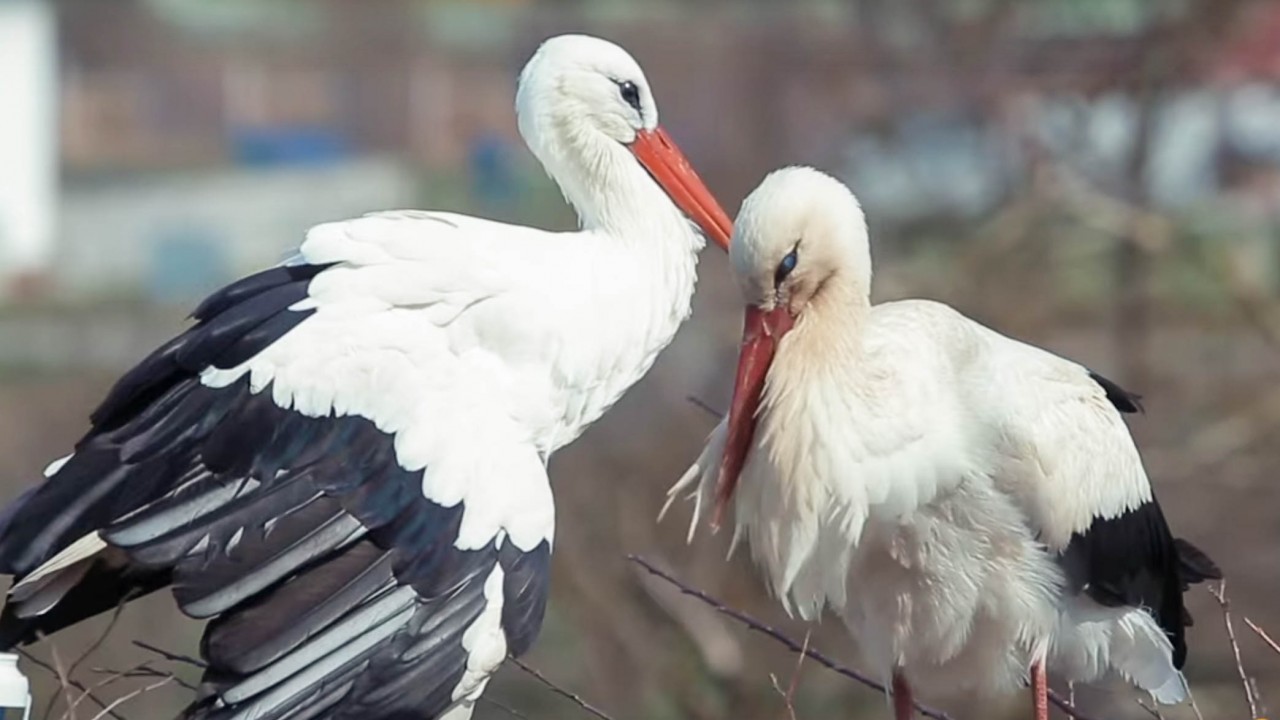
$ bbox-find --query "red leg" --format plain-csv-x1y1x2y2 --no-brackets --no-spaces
892,671,914,720
1030,661,1049,720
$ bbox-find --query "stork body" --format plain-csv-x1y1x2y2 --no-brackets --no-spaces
0,35,732,720
669,167,1219,718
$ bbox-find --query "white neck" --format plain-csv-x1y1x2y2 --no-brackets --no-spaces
549,129,704,253
529,128,707,452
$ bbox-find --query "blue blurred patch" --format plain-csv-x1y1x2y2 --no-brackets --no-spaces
229,125,350,167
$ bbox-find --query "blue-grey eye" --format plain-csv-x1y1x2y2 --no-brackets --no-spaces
774,248,798,286
618,80,642,112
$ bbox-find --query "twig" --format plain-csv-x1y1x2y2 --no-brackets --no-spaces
1135,697,1165,719
63,662,153,720
15,648,128,720
85,676,174,720
1207,581,1259,719
49,644,77,720
685,395,723,420
629,555,1104,720
787,630,810,714
1187,686,1206,720
1250,677,1269,720
629,555,952,719
131,640,207,668
1244,617,1280,656
509,657,615,720
91,664,198,692
480,697,534,720
69,605,125,681
769,629,810,720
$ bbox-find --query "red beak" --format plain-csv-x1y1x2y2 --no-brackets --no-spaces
630,127,732,251
713,303,795,529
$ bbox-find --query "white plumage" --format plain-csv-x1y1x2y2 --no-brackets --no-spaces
0,34,731,720
667,166,1218,718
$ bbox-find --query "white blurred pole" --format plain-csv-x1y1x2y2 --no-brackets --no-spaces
0,0,57,288
0,653,30,719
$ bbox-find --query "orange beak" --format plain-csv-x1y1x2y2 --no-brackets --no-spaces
630,127,732,251
712,303,795,529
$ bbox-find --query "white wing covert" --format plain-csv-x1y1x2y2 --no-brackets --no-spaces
0,211,561,719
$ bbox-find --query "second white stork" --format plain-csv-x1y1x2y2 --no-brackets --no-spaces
0,34,732,720
667,167,1220,719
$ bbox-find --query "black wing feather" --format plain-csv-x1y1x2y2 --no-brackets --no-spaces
1088,369,1144,414
1059,372,1220,669
0,261,552,720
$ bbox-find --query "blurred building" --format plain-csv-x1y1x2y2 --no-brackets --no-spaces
0,0,57,296
5,0,1280,302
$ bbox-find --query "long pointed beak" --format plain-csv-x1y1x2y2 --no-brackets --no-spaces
630,127,732,251
713,303,795,529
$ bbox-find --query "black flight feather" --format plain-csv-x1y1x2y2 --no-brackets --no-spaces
0,259,552,720
1060,371,1220,669
1088,369,1144,414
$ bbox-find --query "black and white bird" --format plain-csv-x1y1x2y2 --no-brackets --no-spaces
665,167,1220,720
0,34,732,720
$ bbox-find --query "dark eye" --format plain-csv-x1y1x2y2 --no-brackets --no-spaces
774,248,798,286
617,80,642,112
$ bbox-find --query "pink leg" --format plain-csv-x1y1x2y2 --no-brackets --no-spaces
892,671,914,720
1030,661,1049,720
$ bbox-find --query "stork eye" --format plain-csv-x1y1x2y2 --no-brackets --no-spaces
617,80,642,112
774,248,799,286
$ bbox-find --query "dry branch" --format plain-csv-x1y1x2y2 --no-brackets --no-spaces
629,555,927,713
509,657,616,720
1208,581,1259,719
131,641,206,669
1135,696,1165,719
629,555,1107,720
480,697,534,720
768,629,810,720
48,644,77,720
684,395,723,420
62,662,155,719
1244,617,1280,656
84,675,174,720
15,648,127,720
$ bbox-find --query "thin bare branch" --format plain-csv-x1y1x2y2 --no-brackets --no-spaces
68,605,126,680
769,630,810,720
509,657,615,720
630,555,950,719
787,630,810,710
1244,617,1280,656
131,641,206,669
685,395,723,420
1135,697,1165,719
91,664,198,692
50,644,78,720
479,697,534,720
1250,677,1268,720
85,676,174,720
63,662,151,719
1187,685,1206,720
768,674,794,720
15,648,128,720
1207,581,1259,719
629,555,1105,720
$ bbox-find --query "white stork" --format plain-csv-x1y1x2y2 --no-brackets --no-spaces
666,167,1220,720
0,35,732,720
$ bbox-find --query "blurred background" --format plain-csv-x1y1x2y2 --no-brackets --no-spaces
1,0,1278,718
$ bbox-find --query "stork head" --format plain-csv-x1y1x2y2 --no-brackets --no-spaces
515,35,731,249
713,167,871,526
